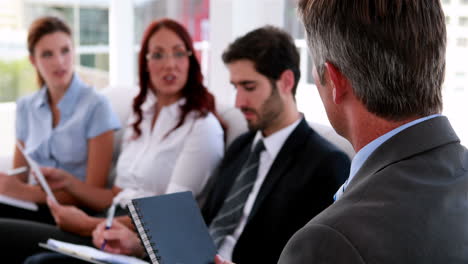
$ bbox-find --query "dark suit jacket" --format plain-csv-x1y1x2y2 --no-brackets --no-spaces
202,118,350,264
279,116,468,264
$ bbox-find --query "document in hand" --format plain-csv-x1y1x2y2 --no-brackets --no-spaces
0,194,38,211
39,238,149,264
15,141,57,203
128,191,217,264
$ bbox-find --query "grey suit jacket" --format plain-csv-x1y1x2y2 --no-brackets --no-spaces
279,116,468,264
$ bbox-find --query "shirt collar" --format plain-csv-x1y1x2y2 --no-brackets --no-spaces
34,86,49,109
57,73,82,114
252,117,302,160
141,90,186,117
333,114,441,201
34,73,82,114
349,114,441,182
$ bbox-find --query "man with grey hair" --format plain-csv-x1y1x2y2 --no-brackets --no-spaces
276,0,468,263
214,0,468,263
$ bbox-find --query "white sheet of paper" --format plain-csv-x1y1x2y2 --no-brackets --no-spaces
45,239,149,264
15,142,57,203
0,194,38,211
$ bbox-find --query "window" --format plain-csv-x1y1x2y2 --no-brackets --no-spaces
456,38,468,47
134,0,209,44
78,7,109,72
0,2,111,104
281,0,468,145
455,72,466,78
0,1,111,156
133,0,209,82
459,16,468,26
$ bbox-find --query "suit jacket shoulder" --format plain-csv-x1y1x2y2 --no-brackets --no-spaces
281,116,468,264
278,223,365,264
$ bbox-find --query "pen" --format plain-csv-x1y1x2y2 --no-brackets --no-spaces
100,204,117,250
6,166,28,176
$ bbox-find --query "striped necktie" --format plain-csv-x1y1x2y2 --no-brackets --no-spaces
209,139,265,248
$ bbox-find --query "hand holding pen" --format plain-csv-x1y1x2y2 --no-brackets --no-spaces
100,204,117,250
92,214,146,256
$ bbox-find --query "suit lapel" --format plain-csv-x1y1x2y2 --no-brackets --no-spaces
248,119,311,221
346,116,459,195
204,133,256,220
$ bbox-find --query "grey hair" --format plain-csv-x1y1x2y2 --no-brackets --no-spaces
298,0,446,121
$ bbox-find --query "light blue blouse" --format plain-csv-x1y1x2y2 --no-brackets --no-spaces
15,74,121,181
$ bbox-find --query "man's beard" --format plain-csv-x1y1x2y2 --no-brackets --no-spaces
244,86,284,132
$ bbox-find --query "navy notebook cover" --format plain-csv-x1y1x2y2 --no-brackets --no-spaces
128,191,216,264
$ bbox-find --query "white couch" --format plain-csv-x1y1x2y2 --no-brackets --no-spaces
0,155,11,172
101,86,354,156
0,87,355,174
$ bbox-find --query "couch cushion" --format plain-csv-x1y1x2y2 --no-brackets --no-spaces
100,86,137,186
309,122,355,158
217,105,248,147
100,86,138,152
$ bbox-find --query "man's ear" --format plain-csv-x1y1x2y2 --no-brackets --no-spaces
278,69,295,95
324,62,350,104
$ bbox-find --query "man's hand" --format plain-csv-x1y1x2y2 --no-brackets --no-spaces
47,198,93,236
92,219,145,257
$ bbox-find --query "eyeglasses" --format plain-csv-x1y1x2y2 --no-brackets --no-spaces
146,51,193,62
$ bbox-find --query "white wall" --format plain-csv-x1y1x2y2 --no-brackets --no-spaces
208,0,285,107
109,0,134,87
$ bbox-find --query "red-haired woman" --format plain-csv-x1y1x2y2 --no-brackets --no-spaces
1,18,225,263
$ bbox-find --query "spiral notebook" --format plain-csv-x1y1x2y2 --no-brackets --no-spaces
128,191,216,264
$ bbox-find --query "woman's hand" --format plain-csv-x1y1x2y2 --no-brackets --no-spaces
47,198,94,236
41,167,75,191
92,219,145,257
0,172,25,197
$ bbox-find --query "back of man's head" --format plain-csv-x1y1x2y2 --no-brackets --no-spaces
298,0,446,121
222,26,301,96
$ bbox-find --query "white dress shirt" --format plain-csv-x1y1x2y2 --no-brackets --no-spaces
112,92,224,208
218,118,301,260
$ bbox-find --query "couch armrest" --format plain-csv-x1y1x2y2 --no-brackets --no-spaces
100,86,138,186
217,106,248,147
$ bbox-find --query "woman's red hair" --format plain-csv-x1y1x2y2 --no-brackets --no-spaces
132,18,224,138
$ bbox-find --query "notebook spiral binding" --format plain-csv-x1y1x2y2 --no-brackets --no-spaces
129,200,161,264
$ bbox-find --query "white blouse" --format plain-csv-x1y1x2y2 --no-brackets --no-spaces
112,93,224,208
